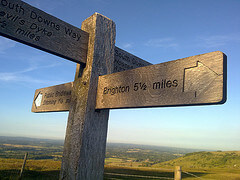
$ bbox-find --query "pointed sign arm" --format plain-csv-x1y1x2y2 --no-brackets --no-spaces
96,51,227,109
0,0,152,67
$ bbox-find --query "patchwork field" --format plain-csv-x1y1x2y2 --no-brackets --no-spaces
0,136,240,179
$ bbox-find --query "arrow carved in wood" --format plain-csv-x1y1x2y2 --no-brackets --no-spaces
34,92,43,108
183,61,220,97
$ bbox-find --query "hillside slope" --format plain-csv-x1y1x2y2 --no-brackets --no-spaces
154,151,240,169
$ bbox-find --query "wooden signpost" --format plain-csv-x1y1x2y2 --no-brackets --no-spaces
0,1,227,179
32,51,226,112
96,51,227,109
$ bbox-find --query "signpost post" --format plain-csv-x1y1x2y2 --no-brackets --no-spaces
0,1,227,179
60,13,116,180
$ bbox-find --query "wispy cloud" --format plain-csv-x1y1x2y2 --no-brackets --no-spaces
14,63,59,74
197,34,240,48
145,38,178,48
0,63,60,84
0,73,60,84
121,42,133,49
0,37,16,53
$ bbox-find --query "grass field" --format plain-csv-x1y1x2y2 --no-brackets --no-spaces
1,158,240,180
0,137,240,179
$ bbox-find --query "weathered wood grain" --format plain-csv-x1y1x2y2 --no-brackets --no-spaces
60,13,116,179
31,82,72,112
0,0,88,63
96,51,227,109
113,47,151,72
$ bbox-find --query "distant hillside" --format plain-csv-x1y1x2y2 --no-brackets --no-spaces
0,136,64,146
0,136,202,163
0,136,201,154
107,143,201,154
154,151,240,169
106,143,202,166
0,136,64,160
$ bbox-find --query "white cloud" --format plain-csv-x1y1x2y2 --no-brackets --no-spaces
197,34,240,48
0,73,58,84
0,71,64,86
0,37,16,53
122,43,133,49
0,63,60,84
145,37,178,48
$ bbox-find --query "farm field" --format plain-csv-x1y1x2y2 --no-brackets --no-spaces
1,158,240,180
0,136,240,179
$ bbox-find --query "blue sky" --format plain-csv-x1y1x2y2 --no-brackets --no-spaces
0,0,239,150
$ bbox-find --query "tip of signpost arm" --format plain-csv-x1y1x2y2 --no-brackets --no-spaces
210,50,227,105
222,51,227,105
214,50,225,57
202,50,227,105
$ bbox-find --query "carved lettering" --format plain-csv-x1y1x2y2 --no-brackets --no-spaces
0,11,25,25
55,90,71,97
0,0,88,64
102,80,178,96
65,27,81,41
30,11,60,31
15,28,40,41
0,0,25,15
114,47,151,73
153,79,178,89
103,85,130,95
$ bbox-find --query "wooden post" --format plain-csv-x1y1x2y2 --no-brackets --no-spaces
60,13,116,180
19,152,28,179
174,166,182,180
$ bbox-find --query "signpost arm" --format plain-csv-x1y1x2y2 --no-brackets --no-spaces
60,13,116,179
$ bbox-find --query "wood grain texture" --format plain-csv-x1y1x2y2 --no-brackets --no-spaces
60,13,116,180
0,0,88,63
31,82,72,112
96,51,227,109
113,47,152,72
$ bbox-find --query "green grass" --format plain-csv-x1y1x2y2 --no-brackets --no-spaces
0,158,61,180
1,158,240,180
0,170,60,180
1,151,240,179
154,151,240,170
